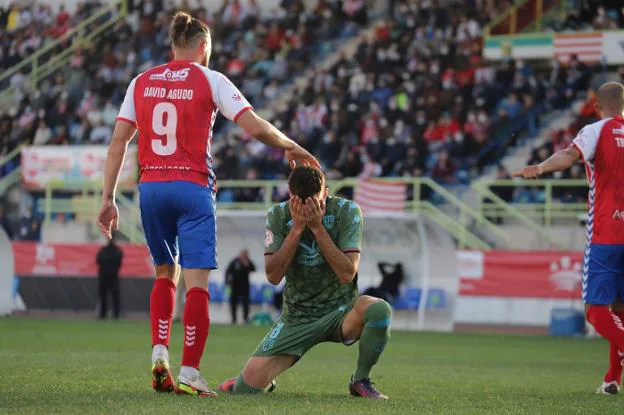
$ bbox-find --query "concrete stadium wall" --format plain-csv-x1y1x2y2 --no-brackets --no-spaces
455,297,584,327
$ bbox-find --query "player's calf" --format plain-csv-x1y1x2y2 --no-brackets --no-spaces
349,299,392,399
219,355,294,394
218,376,276,394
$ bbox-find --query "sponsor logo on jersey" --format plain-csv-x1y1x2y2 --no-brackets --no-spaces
297,241,324,267
323,215,335,229
613,209,624,221
149,68,190,82
548,256,582,291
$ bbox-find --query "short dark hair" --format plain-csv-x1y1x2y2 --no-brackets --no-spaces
288,166,325,200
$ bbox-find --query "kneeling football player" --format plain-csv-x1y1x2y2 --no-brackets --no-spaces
219,166,392,399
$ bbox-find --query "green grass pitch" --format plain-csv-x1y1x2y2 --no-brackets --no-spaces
0,318,619,414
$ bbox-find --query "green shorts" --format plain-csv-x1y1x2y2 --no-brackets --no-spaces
253,301,356,358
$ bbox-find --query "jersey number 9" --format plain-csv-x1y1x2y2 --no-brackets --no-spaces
151,102,177,156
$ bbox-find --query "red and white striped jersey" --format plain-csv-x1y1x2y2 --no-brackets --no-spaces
116,60,253,190
572,115,624,244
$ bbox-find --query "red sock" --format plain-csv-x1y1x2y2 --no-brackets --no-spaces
150,278,176,347
604,311,624,383
182,287,210,369
587,305,624,348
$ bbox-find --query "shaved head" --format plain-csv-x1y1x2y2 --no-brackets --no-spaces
596,82,624,117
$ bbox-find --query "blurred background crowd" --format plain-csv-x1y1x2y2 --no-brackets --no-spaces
1,0,624,238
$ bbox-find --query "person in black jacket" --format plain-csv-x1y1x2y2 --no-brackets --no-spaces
226,250,256,324
363,261,404,304
96,236,123,319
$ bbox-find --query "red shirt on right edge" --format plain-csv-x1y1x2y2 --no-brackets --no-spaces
572,115,624,244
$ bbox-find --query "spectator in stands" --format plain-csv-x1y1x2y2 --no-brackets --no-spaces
16,207,40,241
486,164,514,224
560,164,588,203
0,0,600,210
432,151,457,184
225,250,256,324
96,234,123,320
363,262,404,304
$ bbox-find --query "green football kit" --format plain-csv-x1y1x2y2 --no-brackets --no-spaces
254,196,363,357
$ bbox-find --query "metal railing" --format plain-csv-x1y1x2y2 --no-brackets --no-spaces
484,0,565,35
37,178,504,249
0,144,24,194
34,178,593,249
472,178,588,249
0,0,127,109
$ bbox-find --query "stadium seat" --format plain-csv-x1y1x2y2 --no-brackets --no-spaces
208,282,224,303
250,284,263,305
260,284,276,305
426,288,447,309
392,288,447,311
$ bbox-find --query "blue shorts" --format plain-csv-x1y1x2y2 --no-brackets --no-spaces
138,181,217,270
583,244,624,305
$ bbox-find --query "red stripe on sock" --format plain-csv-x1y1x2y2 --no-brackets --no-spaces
182,287,210,369
150,278,176,347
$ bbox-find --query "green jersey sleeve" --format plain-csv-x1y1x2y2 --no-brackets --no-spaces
337,202,363,253
264,205,285,254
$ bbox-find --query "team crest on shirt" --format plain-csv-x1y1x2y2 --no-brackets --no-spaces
265,229,274,248
323,215,335,229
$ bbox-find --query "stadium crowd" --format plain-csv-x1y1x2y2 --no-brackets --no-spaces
0,0,622,235
213,0,596,196
0,0,364,175
558,0,624,31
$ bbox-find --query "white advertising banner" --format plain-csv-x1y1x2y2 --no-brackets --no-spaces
21,145,137,189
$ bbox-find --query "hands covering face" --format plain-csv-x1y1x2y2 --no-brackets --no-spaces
289,196,326,232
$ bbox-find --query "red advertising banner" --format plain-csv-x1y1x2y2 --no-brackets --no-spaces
12,242,154,278
458,250,583,299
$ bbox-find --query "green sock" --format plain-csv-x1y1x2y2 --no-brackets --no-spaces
232,375,263,395
353,300,392,381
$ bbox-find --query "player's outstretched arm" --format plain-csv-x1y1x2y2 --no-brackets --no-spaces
265,198,306,285
97,121,136,239
304,198,359,284
236,110,320,169
512,147,581,179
